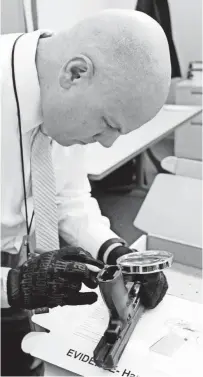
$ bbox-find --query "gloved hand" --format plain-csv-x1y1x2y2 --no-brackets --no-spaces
7,247,104,310
136,272,168,309
107,245,168,309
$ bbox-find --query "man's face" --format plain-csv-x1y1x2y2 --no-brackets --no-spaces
43,44,170,148
53,90,137,148
41,10,171,148
48,69,150,148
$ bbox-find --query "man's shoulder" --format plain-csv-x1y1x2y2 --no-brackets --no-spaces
0,33,23,70
0,33,23,49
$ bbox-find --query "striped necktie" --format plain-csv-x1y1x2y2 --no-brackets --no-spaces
31,129,60,251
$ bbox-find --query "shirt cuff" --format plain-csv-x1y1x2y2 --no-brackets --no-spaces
1,267,11,308
106,245,132,265
98,238,128,263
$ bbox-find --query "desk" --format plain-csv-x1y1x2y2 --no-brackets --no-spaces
41,235,202,376
175,78,202,106
133,174,202,268
130,235,202,304
84,105,202,181
175,78,202,160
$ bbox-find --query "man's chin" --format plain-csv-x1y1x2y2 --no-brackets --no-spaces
55,139,72,147
76,140,97,146
54,137,94,147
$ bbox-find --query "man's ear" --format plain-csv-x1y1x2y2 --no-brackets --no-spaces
59,55,94,89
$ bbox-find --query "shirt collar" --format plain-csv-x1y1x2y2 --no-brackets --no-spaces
14,30,53,134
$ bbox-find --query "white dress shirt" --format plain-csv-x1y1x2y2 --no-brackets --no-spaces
0,31,122,306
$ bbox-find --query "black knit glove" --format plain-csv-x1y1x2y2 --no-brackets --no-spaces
108,245,168,309
7,247,104,310
136,271,168,309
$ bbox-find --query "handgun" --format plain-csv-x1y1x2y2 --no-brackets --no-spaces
93,265,144,370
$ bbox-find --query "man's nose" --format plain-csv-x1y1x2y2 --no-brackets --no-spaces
97,131,119,148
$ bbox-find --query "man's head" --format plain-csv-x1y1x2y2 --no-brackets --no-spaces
37,9,171,147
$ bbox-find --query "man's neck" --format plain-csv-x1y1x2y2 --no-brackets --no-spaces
36,34,70,87
36,37,59,138
40,124,48,136
36,37,54,90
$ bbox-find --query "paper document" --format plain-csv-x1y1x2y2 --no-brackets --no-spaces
29,292,203,377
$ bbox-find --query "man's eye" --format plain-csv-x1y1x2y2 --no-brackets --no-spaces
103,118,113,130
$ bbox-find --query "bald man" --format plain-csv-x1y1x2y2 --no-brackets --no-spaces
1,10,171,376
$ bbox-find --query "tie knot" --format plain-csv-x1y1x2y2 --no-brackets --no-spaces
32,129,52,155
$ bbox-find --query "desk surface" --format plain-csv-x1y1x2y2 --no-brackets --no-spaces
131,237,202,304
43,243,202,376
42,235,202,376
84,105,202,181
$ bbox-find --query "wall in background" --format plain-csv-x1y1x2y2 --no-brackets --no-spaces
134,0,202,76
35,0,202,77
168,0,202,76
36,0,135,31
2,1,202,77
1,0,26,33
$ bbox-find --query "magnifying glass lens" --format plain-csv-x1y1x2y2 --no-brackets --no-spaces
117,250,173,274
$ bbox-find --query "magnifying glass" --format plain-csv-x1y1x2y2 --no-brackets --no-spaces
117,249,173,275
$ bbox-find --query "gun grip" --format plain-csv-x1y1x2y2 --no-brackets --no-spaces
97,265,130,322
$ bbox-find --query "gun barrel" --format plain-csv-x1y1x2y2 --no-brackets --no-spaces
94,296,144,369
94,265,144,369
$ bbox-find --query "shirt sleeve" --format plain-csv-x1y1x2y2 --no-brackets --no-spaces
1,267,11,308
54,144,122,259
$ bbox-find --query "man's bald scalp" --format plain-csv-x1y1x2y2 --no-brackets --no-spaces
53,9,171,125
37,9,171,144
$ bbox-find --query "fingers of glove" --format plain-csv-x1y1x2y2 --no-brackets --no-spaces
63,261,98,289
153,272,168,307
58,247,104,269
83,269,99,289
34,248,47,256
83,258,104,269
141,274,168,309
59,246,92,260
63,279,82,292
140,272,168,309
86,264,101,273
63,291,98,306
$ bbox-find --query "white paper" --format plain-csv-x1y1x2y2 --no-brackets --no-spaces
29,293,203,377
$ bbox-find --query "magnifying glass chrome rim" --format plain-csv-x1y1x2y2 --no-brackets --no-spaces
117,250,173,274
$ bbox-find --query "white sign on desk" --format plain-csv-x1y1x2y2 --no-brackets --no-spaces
22,290,203,377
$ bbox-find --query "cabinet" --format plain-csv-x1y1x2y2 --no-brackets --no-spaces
175,78,202,160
